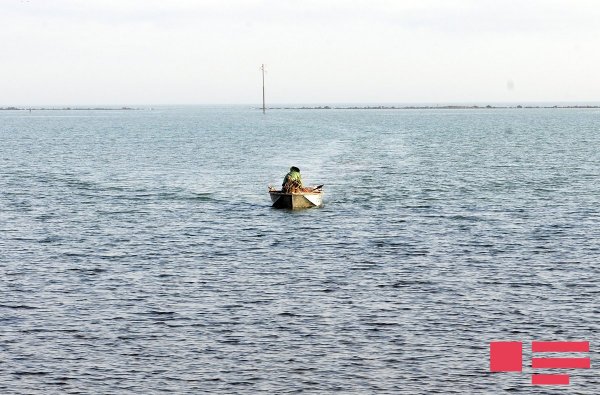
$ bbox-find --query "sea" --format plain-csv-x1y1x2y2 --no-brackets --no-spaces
1,106,599,394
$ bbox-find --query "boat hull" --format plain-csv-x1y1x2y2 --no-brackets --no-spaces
269,190,323,209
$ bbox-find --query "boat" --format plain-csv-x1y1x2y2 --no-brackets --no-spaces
268,185,324,209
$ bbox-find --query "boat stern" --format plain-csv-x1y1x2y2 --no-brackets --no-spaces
269,190,323,209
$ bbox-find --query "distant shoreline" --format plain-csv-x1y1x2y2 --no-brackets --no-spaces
3,105,599,111
270,105,600,110
0,107,139,111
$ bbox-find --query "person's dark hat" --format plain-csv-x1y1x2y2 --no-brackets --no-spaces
290,166,300,172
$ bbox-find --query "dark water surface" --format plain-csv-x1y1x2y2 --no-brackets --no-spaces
1,107,599,394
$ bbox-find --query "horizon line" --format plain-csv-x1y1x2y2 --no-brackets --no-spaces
3,100,600,107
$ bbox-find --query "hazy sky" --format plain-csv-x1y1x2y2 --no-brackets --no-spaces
2,0,600,105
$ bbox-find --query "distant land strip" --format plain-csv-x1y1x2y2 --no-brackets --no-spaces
3,105,600,111
270,105,600,110
0,107,139,111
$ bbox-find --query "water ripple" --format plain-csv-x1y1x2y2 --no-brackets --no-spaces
1,108,599,394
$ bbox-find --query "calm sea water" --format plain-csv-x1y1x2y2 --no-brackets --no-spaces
1,107,599,394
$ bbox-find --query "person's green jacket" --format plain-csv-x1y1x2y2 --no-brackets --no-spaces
282,169,303,191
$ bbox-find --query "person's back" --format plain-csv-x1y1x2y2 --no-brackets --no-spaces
282,166,303,192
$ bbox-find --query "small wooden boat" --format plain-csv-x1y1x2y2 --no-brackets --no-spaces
268,185,324,209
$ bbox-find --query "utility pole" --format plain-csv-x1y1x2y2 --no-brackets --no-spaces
261,64,266,114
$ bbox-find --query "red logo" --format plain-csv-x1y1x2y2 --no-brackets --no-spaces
490,341,590,385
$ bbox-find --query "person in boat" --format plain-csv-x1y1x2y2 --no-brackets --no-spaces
282,166,304,193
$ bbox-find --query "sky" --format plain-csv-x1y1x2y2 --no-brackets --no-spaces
2,0,600,105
